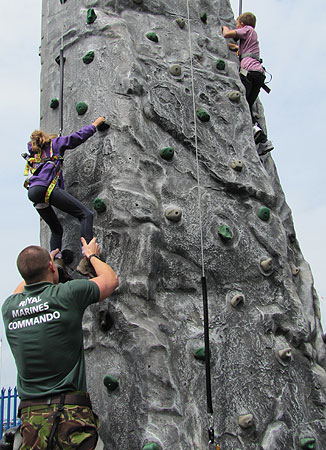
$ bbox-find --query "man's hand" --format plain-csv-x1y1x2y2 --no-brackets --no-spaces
92,116,106,128
81,237,100,259
228,42,239,51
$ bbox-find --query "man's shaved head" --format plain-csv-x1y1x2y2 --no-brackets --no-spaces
17,246,51,284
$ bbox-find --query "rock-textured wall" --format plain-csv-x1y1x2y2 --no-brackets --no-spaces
40,0,326,449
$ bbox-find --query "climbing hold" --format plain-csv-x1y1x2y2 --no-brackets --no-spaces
238,414,254,429
228,91,241,102
176,18,185,28
76,102,88,115
300,438,316,449
160,147,174,161
231,160,243,172
258,206,270,221
133,0,143,3
82,50,95,64
165,207,182,222
169,64,182,77
218,224,232,240
99,310,114,332
146,32,158,43
216,59,226,70
292,266,300,276
61,249,74,265
93,198,106,213
97,121,110,132
103,374,119,392
260,257,273,273
200,12,207,23
193,347,205,361
142,443,160,450
278,348,292,361
59,0,66,3
230,294,244,308
196,108,210,122
86,8,97,24
50,98,59,109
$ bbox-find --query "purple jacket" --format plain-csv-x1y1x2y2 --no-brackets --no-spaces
27,125,96,189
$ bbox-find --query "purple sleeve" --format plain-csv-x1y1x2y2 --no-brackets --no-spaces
52,125,96,155
235,26,249,41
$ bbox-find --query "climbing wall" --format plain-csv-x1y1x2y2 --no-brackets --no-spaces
40,0,326,449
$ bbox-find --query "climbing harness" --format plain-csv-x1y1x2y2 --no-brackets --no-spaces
23,141,63,203
238,53,272,94
46,393,66,450
186,1,215,448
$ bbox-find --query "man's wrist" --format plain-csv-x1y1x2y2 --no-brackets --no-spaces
88,254,101,264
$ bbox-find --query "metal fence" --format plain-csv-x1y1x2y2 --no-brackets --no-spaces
0,387,19,439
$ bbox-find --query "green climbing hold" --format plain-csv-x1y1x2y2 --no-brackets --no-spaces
59,0,66,3
142,443,160,450
194,347,205,361
82,50,95,64
103,374,119,392
300,438,316,450
50,98,59,109
146,32,158,43
258,206,270,221
218,224,232,240
93,198,106,213
76,102,88,115
176,18,185,29
216,59,226,70
200,12,207,23
196,108,210,122
86,8,97,24
160,147,174,161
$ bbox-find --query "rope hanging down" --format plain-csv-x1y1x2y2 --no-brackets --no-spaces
185,1,214,446
58,8,65,136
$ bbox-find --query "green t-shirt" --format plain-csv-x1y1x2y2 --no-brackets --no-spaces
2,279,99,399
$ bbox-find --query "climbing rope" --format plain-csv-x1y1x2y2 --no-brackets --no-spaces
58,5,65,136
185,1,214,447
239,0,243,15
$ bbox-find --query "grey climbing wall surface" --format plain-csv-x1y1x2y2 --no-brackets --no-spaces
40,0,326,449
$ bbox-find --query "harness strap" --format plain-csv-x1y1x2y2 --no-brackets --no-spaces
239,52,263,63
46,393,66,450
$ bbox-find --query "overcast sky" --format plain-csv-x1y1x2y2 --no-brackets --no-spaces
1,0,325,388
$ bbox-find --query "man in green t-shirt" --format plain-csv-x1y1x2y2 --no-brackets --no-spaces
2,236,119,450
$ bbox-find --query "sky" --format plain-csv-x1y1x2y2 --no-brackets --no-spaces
0,0,325,388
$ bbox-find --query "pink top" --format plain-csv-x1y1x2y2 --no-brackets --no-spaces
236,25,264,73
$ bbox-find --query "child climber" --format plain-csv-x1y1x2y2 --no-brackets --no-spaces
222,12,273,156
24,116,106,279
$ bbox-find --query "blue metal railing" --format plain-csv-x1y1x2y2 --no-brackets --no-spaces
0,387,19,439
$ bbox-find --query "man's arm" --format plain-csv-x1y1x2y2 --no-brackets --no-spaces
81,237,119,301
222,26,238,39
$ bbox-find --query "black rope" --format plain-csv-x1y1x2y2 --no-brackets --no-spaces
201,276,213,414
239,0,243,16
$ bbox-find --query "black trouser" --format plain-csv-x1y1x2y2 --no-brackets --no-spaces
28,186,93,251
240,70,266,120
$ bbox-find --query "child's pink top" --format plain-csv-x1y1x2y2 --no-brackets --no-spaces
236,25,264,73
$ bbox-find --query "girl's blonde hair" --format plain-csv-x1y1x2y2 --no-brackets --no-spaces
29,130,58,154
238,12,256,28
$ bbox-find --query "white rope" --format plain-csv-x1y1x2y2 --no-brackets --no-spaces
186,0,205,278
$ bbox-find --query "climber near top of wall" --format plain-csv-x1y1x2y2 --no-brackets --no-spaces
24,116,106,280
1,236,119,450
222,12,274,156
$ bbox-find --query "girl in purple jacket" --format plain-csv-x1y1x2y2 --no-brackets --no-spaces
25,116,105,262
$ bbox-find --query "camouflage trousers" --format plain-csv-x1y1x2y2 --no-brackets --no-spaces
19,403,99,450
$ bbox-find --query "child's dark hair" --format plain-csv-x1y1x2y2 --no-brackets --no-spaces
238,12,256,28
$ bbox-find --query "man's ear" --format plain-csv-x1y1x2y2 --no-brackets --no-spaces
49,260,56,273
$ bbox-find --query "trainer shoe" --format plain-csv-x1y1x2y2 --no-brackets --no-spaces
257,140,274,156
54,258,73,283
76,256,96,278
